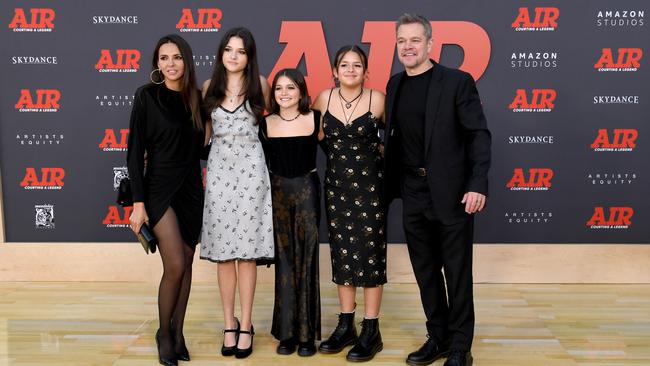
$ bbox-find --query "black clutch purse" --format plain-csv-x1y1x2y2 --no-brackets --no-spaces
116,177,157,254
137,224,158,254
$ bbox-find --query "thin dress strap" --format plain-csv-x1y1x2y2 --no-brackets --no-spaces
368,89,373,112
326,88,334,112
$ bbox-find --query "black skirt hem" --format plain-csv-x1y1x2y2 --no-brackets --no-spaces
331,279,387,288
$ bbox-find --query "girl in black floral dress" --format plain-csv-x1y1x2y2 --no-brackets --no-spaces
313,45,386,362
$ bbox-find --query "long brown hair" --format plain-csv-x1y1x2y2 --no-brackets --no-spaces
151,34,203,131
203,27,265,123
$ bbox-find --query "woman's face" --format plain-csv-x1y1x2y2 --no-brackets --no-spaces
157,42,185,83
222,36,248,73
334,51,366,88
274,75,301,110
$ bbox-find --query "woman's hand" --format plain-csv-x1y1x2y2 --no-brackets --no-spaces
129,202,149,234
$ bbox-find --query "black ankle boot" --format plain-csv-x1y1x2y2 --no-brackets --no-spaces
346,318,383,362
318,312,358,354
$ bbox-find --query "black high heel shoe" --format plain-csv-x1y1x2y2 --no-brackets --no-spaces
235,324,255,359
221,317,240,356
170,321,190,361
174,335,190,361
155,329,178,366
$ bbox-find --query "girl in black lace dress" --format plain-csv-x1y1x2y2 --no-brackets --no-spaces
313,45,386,362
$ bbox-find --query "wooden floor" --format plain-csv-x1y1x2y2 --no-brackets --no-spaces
0,282,648,365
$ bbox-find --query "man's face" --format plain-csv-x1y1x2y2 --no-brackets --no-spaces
396,23,432,70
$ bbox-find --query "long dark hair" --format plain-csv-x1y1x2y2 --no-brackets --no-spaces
204,27,265,123
152,34,203,131
269,68,311,115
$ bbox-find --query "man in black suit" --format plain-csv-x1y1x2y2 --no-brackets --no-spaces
384,14,491,366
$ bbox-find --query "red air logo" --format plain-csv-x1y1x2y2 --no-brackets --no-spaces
20,167,65,190
511,7,559,31
507,168,553,191
594,48,642,72
587,207,633,229
103,205,133,227
95,49,140,72
15,89,60,112
8,8,55,32
176,8,222,32
100,128,129,152
268,21,490,96
591,129,637,152
509,89,556,112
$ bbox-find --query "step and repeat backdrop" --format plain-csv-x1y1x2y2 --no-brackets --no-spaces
1,1,648,243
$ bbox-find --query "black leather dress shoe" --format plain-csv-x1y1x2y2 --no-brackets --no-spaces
406,336,450,366
443,350,473,366
297,341,316,357
276,338,297,355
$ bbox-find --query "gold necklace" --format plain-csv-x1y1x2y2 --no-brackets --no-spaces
226,86,245,103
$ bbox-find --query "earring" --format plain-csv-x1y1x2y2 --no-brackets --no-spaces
150,69,165,84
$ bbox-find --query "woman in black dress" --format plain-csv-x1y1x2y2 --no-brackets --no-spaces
313,45,386,362
127,35,206,366
259,69,321,357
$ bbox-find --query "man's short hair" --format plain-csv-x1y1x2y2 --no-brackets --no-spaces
396,13,432,40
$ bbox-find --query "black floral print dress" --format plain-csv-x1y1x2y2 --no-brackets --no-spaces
322,90,387,287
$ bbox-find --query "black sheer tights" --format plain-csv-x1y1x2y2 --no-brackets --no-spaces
153,207,195,358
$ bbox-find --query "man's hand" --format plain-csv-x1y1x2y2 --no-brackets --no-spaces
461,192,486,214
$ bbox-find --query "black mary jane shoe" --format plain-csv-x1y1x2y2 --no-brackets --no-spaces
234,325,255,359
155,329,178,366
221,317,240,357
276,338,297,355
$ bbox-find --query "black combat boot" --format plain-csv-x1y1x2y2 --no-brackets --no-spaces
318,312,358,354
346,318,383,362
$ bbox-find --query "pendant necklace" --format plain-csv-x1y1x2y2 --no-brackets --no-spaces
226,86,245,104
338,88,363,109
338,88,363,125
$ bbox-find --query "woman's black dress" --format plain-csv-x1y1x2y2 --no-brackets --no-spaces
127,83,204,246
322,90,387,287
259,111,321,343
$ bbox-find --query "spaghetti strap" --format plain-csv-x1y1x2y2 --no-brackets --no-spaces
368,89,373,112
326,88,334,111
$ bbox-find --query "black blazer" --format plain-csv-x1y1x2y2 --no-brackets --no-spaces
384,61,491,224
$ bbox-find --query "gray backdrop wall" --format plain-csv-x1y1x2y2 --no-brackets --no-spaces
1,0,648,243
